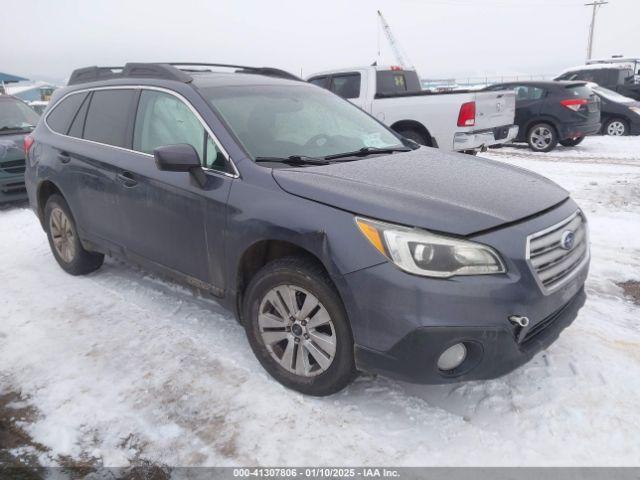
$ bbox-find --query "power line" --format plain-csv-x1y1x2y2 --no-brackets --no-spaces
585,1,609,61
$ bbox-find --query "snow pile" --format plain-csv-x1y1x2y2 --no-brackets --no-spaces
1,136,639,466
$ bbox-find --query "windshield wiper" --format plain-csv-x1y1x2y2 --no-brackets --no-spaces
255,155,330,166
323,146,411,161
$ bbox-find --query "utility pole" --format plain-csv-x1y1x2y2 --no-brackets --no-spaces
585,1,608,61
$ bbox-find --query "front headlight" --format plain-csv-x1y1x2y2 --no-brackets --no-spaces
629,106,640,116
356,217,506,278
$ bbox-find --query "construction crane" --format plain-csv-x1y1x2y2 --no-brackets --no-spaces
377,10,415,71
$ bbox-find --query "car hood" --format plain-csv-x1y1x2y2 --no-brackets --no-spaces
272,148,569,236
0,133,26,163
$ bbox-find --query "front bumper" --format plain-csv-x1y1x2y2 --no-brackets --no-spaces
0,174,28,203
453,124,519,151
355,288,586,384
341,200,589,384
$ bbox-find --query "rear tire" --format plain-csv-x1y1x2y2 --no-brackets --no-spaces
603,118,628,136
243,256,356,396
44,194,104,275
559,136,585,147
527,123,558,152
396,128,429,146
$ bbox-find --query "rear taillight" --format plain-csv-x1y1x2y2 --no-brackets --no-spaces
560,99,588,112
23,134,35,154
457,101,476,127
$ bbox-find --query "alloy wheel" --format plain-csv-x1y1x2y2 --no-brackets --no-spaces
530,126,553,150
606,120,626,136
258,284,337,377
49,207,76,263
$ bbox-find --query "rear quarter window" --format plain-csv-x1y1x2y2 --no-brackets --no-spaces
566,86,593,98
46,92,88,134
83,89,138,148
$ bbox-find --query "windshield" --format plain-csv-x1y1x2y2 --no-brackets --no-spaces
200,84,404,160
0,98,40,132
592,85,636,104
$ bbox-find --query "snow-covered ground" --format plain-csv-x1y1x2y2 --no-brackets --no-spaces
1,136,639,467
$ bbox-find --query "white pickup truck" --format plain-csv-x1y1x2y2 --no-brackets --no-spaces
307,66,518,152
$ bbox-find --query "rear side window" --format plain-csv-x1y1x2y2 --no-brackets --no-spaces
83,89,137,148
133,90,227,172
513,85,545,101
329,74,361,99
569,69,617,85
309,76,329,89
46,93,88,134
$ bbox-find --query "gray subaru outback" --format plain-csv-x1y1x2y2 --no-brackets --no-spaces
24,63,589,395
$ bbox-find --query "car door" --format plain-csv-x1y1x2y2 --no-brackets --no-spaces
117,88,233,292
512,85,544,126
46,89,136,248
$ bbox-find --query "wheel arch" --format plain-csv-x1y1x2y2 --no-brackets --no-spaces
390,120,434,146
36,180,63,228
234,239,334,325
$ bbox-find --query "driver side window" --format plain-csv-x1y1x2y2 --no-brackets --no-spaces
133,90,228,172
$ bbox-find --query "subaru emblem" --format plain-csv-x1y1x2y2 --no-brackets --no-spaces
560,230,575,250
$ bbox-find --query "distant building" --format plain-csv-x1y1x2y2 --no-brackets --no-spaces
5,82,57,102
1,72,57,101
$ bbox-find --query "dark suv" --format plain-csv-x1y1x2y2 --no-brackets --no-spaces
1,95,40,202
555,61,640,101
25,63,589,395
484,81,600,152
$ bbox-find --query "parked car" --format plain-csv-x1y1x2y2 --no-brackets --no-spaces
555,58,640,101
307,66,519,153
483,81,601,152
25,63,589,395
0,95,40,203
587,83,640,136
28,100,50,115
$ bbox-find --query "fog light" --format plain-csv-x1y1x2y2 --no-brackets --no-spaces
437,343,467,371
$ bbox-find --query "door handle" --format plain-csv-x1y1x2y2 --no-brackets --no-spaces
57,152,71,164
116,171,138,187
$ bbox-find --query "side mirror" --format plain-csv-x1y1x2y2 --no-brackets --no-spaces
154,144,201,172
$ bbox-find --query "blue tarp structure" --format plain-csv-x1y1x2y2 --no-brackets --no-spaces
0,72,29,83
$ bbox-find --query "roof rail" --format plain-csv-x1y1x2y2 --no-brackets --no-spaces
68,63,192,86
67,62,300,86
167,63,301,81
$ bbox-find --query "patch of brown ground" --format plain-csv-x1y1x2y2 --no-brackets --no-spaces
617,280,640,305
1,389,170,478
0,390,47,479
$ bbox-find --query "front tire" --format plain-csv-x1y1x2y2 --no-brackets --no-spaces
527,123,558,152
603,118,628,136
243,256,356,396
44,194,104,275
559,136,585,147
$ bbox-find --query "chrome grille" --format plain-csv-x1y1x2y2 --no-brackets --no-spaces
527,211,588,292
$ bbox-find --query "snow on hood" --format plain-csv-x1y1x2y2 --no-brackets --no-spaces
273,148,569,236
